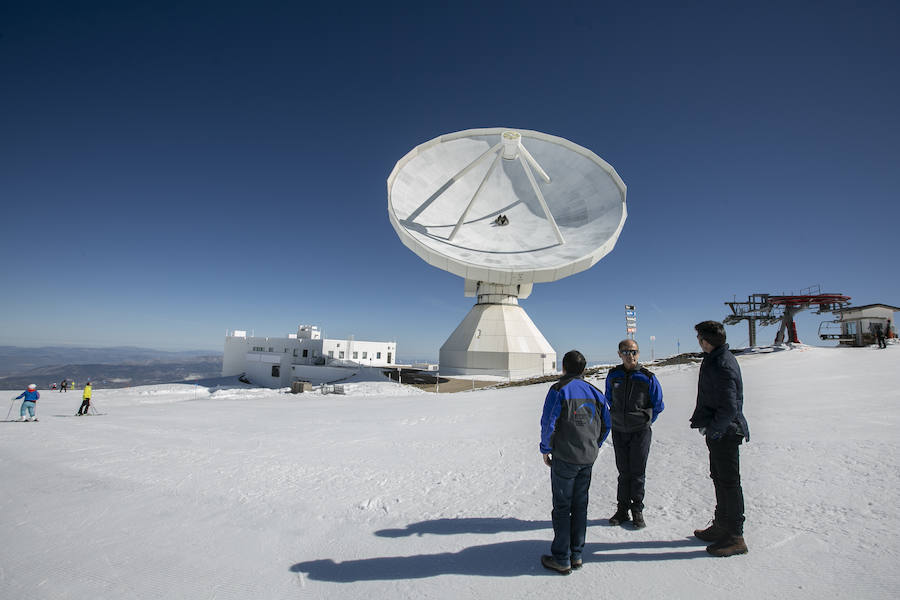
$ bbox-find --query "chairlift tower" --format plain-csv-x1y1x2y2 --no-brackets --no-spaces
724,286,851,346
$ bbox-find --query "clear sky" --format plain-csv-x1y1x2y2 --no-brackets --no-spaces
2,1,898,363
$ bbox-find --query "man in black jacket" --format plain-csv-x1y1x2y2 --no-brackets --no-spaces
690,321,750,557
605,339,664,529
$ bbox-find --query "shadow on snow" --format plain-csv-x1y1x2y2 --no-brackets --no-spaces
290,518,707,582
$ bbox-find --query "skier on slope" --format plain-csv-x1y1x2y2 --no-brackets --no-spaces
15,384,40,421
76,381,92,416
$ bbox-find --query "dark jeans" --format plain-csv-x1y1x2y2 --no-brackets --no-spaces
550,458,593,566
707,434,745,535
77,399,90,415
612,428,652,511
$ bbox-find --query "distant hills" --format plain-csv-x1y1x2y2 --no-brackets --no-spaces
0,346,223,389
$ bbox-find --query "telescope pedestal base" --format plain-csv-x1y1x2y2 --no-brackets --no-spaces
439,303,556,379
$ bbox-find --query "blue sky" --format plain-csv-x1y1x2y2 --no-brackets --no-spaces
2,1,898,363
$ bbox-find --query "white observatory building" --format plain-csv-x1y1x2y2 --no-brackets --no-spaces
222,325,397,387
388,128,627,379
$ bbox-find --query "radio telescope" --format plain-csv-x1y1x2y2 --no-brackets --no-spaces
387,128,627,378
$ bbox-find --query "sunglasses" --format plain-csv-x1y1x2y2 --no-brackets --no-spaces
619,349,638,356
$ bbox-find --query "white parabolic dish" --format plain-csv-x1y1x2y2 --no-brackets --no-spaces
387,128,627,286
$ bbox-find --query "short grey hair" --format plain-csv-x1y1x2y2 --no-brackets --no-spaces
618,339,639,352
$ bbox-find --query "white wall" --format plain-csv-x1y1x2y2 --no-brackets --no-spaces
223,330,397,388
321,339,395,365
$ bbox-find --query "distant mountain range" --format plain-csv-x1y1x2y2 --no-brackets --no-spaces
0,346,223,389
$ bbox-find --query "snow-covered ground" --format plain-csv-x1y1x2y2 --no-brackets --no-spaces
2,345,898,599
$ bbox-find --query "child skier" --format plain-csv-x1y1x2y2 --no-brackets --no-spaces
15,384,40,421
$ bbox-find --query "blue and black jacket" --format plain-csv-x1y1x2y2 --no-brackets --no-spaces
605,365,664,433
540,376,611,464
16,390,40,402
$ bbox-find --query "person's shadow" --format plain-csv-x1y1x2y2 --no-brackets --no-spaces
374,516,605,537
291,518,706,582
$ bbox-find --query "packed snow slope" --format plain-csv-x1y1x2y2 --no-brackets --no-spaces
1,345,898,599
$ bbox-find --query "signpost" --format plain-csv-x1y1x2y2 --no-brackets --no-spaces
625,305,636,340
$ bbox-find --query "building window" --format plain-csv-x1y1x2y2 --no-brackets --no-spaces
302,349,308,358
293,349,297,357
387,352,392,364
271,365,280,377
377,352,382,359
252,346,264,352
362,351,367,359
339,351,345,359
268,347,274,352
328,351,334,358
353,351,358,359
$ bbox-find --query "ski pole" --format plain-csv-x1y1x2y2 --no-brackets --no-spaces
6,398,16,421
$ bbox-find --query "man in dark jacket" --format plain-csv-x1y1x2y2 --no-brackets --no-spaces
540,350,611,574
875,323,887,349
690,321,750,557
605,339,664,529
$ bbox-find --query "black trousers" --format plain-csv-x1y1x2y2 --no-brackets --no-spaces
77,399,91,415
612,428,652,511
707,434,745,535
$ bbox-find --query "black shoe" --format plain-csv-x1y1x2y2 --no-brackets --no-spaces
608,506,631,525
571,557,583,570
540,555,572,575
706,535,748,557
631,509,646,529
694,521,727,542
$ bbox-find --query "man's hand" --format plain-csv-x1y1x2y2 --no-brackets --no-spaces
542,453,552,468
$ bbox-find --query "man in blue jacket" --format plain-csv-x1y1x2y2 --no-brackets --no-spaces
540,350,611,574
691,321,750,557
605,339,664,529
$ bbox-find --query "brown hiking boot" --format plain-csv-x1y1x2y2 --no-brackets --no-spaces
706,535,748,557
694,521,727,542
609,505,631,526
541,555,572,575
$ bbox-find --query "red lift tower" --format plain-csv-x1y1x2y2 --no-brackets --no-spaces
724,286,851,346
